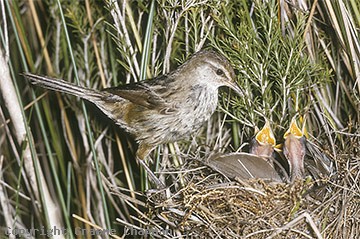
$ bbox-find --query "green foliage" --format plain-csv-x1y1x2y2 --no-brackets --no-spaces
213,1,330,138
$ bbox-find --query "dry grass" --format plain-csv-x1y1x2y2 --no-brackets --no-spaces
116,127,359,238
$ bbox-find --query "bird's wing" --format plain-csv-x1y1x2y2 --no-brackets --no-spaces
103,76,178,114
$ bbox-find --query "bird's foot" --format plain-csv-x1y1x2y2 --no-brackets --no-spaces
138,159,166,189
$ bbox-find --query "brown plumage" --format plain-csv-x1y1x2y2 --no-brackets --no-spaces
23,49,242,186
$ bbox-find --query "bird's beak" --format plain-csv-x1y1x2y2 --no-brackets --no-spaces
283,118,306,182
250,120,276,158
255,120,276,147
284,117,303,138
226,80,244,96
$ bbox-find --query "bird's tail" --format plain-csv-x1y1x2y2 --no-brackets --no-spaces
22,73,102,100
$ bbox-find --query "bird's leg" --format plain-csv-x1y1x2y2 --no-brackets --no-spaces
136,144,165,188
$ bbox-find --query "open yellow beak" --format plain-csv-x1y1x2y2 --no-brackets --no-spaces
255,119,276,146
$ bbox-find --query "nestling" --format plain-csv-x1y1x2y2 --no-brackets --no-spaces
249,119,276,159
283,118,306,182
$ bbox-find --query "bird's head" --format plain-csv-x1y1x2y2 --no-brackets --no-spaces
183,49,243,96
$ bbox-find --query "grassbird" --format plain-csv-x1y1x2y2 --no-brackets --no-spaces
283,118,306,182
23,49,242,187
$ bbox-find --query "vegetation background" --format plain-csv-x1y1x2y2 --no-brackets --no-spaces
0,0,359,238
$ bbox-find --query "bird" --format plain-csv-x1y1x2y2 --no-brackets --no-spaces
250,120,289,180
283,117,306,182
207,118,309,183
249,119,276,159
23,49,243,187
206,120,282,183
206,152,283,182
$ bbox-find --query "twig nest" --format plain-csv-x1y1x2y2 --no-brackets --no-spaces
144,157,336,238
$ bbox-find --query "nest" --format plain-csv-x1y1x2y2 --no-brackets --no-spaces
111,120,359,238
133,149,358,239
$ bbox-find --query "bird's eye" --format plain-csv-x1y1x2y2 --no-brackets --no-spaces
216,69,225,76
